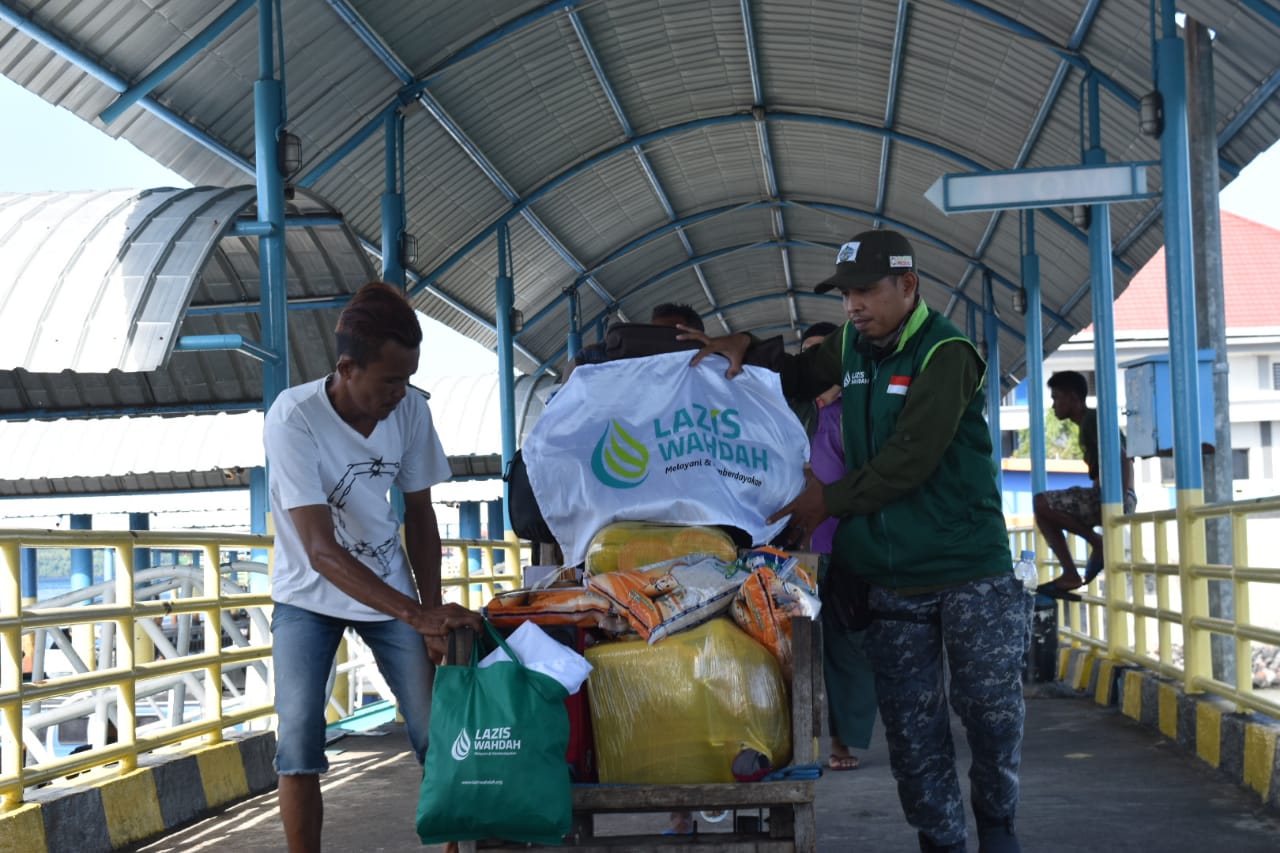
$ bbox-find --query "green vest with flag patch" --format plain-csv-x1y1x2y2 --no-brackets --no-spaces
833,301,1010,590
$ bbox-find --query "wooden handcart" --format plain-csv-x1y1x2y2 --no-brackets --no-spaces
456,617,825,853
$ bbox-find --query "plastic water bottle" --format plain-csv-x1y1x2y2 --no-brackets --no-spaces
1013,549,1038,592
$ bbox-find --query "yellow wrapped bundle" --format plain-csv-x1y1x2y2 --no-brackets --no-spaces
584,521,738,575
585,618,791,784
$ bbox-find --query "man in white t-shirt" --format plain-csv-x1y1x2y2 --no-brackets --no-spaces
264,282,483,853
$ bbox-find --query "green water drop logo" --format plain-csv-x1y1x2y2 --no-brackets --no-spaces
590,420,649,488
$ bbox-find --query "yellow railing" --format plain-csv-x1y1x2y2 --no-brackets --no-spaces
1015,493,1280,719
0,528,526,811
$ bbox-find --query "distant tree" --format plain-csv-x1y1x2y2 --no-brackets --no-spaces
1013,409,1082,460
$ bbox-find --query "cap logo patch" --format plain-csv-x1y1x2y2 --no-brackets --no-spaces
889,255,913,268
835,241,860,265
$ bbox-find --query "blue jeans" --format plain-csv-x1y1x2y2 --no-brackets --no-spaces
271,601,436,775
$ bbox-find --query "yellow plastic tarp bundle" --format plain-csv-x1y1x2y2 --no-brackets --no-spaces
584,521,738,575
585,617,791,784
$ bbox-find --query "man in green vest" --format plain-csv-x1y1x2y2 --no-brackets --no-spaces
682,229,1029,853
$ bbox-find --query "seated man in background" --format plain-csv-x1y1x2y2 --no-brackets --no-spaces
1033,370,1137,597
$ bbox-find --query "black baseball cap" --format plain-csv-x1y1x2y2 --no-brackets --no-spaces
815,229,916,293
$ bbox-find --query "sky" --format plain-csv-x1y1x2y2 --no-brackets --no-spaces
2,72,1279,369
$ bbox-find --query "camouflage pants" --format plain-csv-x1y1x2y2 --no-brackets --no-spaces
864,573,1031,847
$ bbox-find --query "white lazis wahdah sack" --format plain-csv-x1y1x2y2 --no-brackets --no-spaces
522,350,809,566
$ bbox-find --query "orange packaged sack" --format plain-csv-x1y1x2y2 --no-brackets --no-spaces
587,554,748,643
730,548,821,680
484,586,620,631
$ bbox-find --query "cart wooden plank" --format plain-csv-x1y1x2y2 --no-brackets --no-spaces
452,615,824,852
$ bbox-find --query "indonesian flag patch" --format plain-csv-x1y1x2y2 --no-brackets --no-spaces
887,375,912,396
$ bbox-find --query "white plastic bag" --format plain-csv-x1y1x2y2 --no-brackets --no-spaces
522,351,808,566
478,620,593,695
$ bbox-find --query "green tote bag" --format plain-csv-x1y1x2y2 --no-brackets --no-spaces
416,621,572,846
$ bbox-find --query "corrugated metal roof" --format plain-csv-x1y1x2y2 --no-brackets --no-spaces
0,0,1277,413
0,373,556,499
0,187,256,373
0,185,377,416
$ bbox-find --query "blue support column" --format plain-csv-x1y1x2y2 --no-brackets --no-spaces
1084,75,1124,510
248,466,270,589
20,548,37,605
459,502,481,575
495,225,517,531
1158,0,1204,490
256,0,289,409
1023,210,1047,497
566,287,582,361
130,511,152,577
487,500,506,566
982,274,1003,479
69,514,93,592
381,110,406,286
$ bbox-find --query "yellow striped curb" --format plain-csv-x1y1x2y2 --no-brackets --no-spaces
0,803,47,853
194,742,251,808
100,769,165,848
1078,664,1279,813
0,731,275,852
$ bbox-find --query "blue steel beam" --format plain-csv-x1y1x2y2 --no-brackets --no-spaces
983,274,1003,468
573,239,1028,342
1022,211,1047,496
1239,0,1280,29
255,0,289,409
518,197,1076,339
186,295,350,316
410,110,1135,305
381,110,406,286
1158,0,1204,492
0,4,252,174
495,224,517,520
1013,198,1163,374
943,0,1137,109
296,105,395,188
741,0,799,334
527,275,1017,381
228,215,345,237
1219,66,1280,147
874,0,910,223
943,0,1237,177
98,0,257,125
567,9,728,331
326,0,621,311
175,334,278,362
943,0,1102,318
372,233,546,370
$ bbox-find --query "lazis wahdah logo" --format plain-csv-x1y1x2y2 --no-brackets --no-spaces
591,420,650,489
452,726,521,760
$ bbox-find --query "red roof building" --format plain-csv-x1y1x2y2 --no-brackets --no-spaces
1110,211,1280,336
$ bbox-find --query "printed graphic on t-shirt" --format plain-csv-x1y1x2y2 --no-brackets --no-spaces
327,456,400,577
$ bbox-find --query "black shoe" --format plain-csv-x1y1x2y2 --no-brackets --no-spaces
918,832,967,852
976,818,1021,853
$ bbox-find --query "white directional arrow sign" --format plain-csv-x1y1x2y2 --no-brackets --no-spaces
924,162,1151,214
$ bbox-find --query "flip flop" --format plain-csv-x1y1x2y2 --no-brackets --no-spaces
829,754,860,771
1035,580,1083,602
1083,551,1104,584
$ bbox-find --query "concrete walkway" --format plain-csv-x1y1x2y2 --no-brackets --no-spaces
130,686,1280,852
